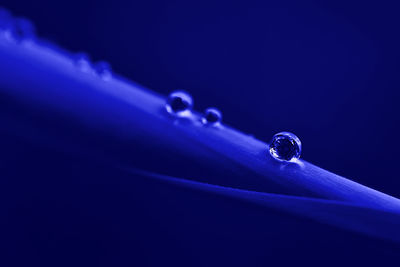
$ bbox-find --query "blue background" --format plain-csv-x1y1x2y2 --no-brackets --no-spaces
1,0,400,266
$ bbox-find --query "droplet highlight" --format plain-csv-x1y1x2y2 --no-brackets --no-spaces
165,91,193,117
202,108,222,126
269,132,301,162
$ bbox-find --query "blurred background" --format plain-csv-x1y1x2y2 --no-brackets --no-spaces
3,0,399,197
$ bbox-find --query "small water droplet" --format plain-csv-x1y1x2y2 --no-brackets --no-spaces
74,53,92,73
201,108,222,126
10,17,36,43
269,132,301,162
94,61,112,80
165,91,193,117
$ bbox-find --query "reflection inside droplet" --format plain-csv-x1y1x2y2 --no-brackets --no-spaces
201,108,222,126
165,91,193,117
269,132,302,162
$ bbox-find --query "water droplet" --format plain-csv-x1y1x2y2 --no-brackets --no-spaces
269,132,301,162
165,91,193,117
74,53,92,73
94,61,112,80
201,108,222,126
10,17,36,43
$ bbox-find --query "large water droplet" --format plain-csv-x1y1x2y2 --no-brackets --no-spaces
202,108,222,126
165,91,193,117
94,61,112,80
269,132,301,162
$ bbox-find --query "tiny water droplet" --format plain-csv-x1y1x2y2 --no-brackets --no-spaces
269,132,301,162
74,53,92,72
165,91,193,117
94,61,112,80
201,108,222,126
10,17,36,43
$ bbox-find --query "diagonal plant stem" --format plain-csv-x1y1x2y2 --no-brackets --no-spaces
0,15,400,219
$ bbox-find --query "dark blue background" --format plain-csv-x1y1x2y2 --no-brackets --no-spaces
1,0,400,265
